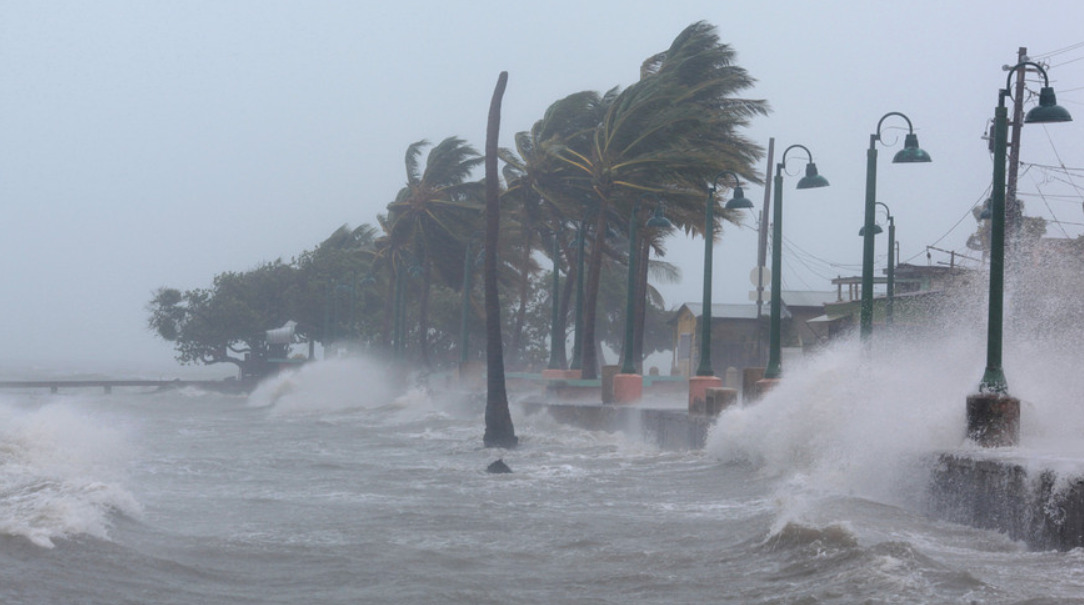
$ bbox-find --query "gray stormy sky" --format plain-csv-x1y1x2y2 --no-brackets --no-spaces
2,0,1084,373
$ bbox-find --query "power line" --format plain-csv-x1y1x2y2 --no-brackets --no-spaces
1033,41,1084,60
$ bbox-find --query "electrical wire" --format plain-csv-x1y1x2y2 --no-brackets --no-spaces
901,185,992,265
1032,41,1084,60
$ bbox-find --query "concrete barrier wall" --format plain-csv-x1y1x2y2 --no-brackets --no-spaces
928,454,1084,551
519,400,712,451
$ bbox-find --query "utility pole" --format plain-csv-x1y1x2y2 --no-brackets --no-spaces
756,137,774,364
1005,46,1027,242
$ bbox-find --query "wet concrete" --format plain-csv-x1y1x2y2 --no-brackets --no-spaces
928,453,1084,550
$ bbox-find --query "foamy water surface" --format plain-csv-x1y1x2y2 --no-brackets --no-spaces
1,347,1083,603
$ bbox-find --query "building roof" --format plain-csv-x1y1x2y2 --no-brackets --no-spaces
674,302,792,322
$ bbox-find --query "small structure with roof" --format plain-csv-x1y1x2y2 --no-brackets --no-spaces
669,290,836,378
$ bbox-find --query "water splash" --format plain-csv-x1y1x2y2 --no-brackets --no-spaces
0,400,140,548
708,247,1084,512
247,356,406,415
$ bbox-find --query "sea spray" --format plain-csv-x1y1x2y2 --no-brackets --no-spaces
0,400,139,547
248,356,405,416
706,329,983,509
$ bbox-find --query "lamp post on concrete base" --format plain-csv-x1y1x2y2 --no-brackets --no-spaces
755,144,830,397
688,172,754,411
967,61,1071,447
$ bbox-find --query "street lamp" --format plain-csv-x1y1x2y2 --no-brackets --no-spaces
858,201,896,325
688,172,753,410
615,198,671,402
861,112,931,341
762,145,830,382
696,172,755,377
968,61,1071,447
569,221,586,375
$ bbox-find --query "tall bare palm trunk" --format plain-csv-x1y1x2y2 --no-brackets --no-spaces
483,71,517,449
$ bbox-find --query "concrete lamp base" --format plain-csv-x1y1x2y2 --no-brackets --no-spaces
688,375,723,412
542,369,582,380
966,393,1020,447
612,373,643,404
753,378,780,400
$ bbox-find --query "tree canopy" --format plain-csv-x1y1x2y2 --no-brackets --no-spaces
147,21,769,383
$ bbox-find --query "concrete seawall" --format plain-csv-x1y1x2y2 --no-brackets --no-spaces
519,400,713,451
928,453,1084,551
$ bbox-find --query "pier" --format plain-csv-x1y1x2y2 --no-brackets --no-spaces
0,379,249,394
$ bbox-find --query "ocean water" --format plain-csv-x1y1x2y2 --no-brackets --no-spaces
2,348,1084,604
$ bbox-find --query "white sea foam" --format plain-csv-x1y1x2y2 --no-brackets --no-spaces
247,356,404,415
708,253,1084,511
0,400,140,548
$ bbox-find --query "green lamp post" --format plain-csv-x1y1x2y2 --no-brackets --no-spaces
763,145,830,380
695,172,754,378
620,198,672,375
858,201,896,325
569,221,586,374
969,61,1071,446
860,112,930,341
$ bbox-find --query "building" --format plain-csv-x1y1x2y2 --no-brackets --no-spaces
669,291,836,377
810,263,975,339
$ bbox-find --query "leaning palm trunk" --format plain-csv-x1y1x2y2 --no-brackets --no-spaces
579,201,609,379
483,71,517,449
632,235,650,372
418,260,432,368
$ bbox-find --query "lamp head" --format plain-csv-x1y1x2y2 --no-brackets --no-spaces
979,198,992,220
892,133,932,163
645,205,673,229
1025,87,1073,123
797,162,830,189
858,224,884,237
724,185,755,209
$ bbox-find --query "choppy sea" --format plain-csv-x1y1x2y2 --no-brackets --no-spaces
3,341,1084,604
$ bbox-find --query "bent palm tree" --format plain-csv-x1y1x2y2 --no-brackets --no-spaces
556,21,769,378
383,137,484,367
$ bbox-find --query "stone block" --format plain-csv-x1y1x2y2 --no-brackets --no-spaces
688,375,722,413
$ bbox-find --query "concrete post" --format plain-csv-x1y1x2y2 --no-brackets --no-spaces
966,393,1020,447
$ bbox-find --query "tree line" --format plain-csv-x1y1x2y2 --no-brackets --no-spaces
146,21,769,381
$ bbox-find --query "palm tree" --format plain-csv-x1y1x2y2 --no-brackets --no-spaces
383,137,485,367
553,21,769,379
483,71,517,449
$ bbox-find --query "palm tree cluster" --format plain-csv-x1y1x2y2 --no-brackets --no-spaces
150,21,769,379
